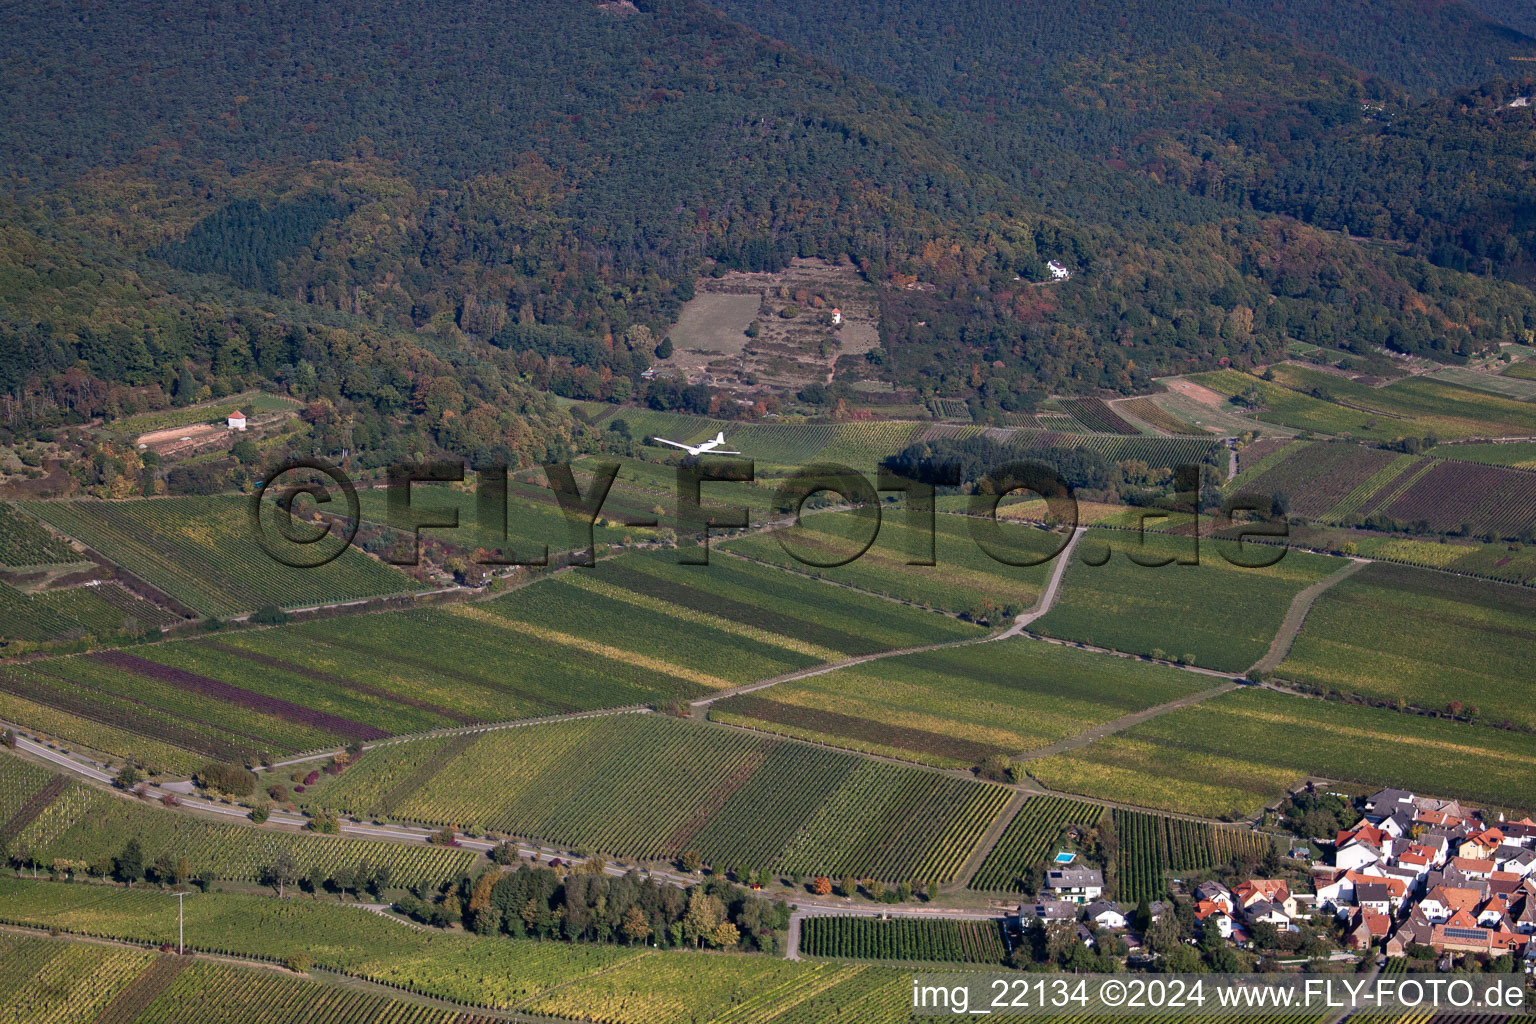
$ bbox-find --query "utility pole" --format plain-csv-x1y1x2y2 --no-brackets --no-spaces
174,890,190,955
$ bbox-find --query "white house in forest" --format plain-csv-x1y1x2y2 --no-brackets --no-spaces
1047,260,1072,281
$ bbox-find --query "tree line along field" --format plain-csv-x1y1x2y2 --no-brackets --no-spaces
1030,527,1346,674
0,756,477,889
968,795,1106,892
23,496,421,617
799,916,1009,964
297,713,1012,884
0,550,974,773
709,638,1209,770
1275,563,1536,730
1112,810,1273,904
1026,687,1536,819
0,935,481,1024
723,512,1059,619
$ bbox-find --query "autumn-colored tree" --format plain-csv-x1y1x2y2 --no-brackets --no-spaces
682,889,725,947
679,849,702,873
812,876,833,896
711,921,741,949
622,904,651,946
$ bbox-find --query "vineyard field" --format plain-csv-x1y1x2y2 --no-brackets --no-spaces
0,503,79,568
1057,398,1141,435
300,713,1011,883
799,916,1009,964
1113,810,1272,903
1,762,477,888
1032,528,1345,673
0,879,643,1010
1277,563,1536,730
1027,687,1536,818
1116,398,1211,436
0,549,968,770
0,936,468,1024
968,795,1105,892
25,496,420,617
1371,459,1536,538
710,638,1207,769
1199,365,1536,440
723,511,1058,618
1428,441,1536,470
1232,442,1402,519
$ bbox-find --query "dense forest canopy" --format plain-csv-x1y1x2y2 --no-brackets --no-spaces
3,0,1536,455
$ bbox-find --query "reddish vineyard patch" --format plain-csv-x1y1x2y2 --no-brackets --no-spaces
202,641,480,725
663,740,770,855
1382,460,1536,537
0,775,67,841
1242,442,1398,518
0,666,259,761
90,650,389,742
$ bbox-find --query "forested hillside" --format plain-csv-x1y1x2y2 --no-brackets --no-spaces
3,0,1536,446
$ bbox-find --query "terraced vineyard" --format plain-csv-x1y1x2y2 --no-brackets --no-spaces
799,916,1009,964
1276,563,1536,730
1032,528,1345,674
1,762,477,888
25,496,420,617
1027,687,1536,818
711,639,1207,769
300,714,1011,884
968,795,1105,892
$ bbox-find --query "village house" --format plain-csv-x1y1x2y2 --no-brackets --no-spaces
1086,900,1127,930
1026,899,1079,923
1043,866,1104,903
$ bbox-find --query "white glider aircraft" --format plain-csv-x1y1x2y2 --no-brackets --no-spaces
654,431,741,456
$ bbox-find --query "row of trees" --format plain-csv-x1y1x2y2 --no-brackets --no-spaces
396,862,790,953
